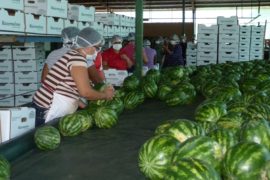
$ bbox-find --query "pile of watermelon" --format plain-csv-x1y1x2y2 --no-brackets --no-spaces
138,60,270,179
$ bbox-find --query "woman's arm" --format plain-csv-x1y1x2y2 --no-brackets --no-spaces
41,63,49,82
71,66,114,100
121,54,134,68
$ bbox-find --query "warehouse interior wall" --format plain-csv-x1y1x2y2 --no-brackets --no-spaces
143,22,194,40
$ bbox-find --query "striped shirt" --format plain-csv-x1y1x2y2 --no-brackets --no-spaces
33,50,87,109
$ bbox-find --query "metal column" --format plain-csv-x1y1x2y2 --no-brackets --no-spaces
182,0,185,35
134,0,143,79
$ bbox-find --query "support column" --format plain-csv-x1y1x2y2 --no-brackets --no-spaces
182,0,185,35
134,0,143,78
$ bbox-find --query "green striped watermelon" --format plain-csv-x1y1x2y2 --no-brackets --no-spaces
165,91,190,106
94,107,118,128
197,122,217,134
157,84,172,101
208,128,237,156
34,125,61,150
244,103,270,121
195,101,227,123
0,156,10,180
172,136,223,170
104,98,124,115
114,88,126,99
59,114,83,136
216,112,243,132
165,158,221,180
123,75,140,91
154,120,174,135
239,119,270,150
222,142,270,180
145,69,160,84
159,119,205,143
75,110,94,132
138,134,180,179
124,91,141,110
141,80,158,98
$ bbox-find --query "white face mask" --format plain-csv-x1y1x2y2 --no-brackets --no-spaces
112,44,122,51
85,50,98,67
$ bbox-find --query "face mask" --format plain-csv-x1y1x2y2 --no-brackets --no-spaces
170,40,177,45
155,41,160,44
112,44,122,51
86,50,98,67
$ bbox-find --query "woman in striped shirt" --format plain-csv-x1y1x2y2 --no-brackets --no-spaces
32,27,114,127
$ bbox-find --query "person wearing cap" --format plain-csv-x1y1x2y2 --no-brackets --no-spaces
102,35,133,70
153,36,165,68
121,32,148,72
162,34,185,68
32,27,115,127
143,39,157,69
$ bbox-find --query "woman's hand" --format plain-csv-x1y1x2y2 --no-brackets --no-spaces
103,86,115,100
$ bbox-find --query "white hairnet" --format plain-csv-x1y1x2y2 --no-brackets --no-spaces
74,27,103,48
143,39,151,47
171,34,180,42
111,35,123,43
61,27,80,45
127,32,135,41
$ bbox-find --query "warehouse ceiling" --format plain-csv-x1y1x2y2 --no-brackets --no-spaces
69,0,270,12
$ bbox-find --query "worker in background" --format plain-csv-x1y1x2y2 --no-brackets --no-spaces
102,35,133,70
162,34,185,68
143,39,157,69
121,32,148,73
153,36,165,69
180,34,187,66
32,27,115,127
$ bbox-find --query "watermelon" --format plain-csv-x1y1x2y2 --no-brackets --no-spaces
0,156,10,180
141,80,158,98
243,103,270,121
145,69,160,84
211,86,242,103
208,128,237,156
159,119,205,143
114,88,126,99
157,84,172,101
75,110,94,132
59,114,83,136
195,101,227,123
197,121,217,134
216,112,243,131
239,119,270,150
94,107,118,128
123,75,140,91
104,98,124,115
222,142,270,180
138,134,180,179
124,91,142,110
172,136,223,170
165,158,221,180
34,125,61,150
154,120,174,135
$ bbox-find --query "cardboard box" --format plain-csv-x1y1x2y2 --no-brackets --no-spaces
68,4,95,22
36,59,45,72
186,48,197,55
251,35,264,43
219,24,239,34
12,47,45,60
250,48,263,54
250,52,264,60
15,83,38,95
113,26,121,35
24,0,68,18
239,36,251,43
239,42,250,49
64,19,78,28
251,30,265,37
0,84,14,95
250,42,263,49
0,48,12,60
186,61,197,66
104,69,128,87
46,17,64,35
0,0,24,11
120,15,126,26
0,72,13,83
197,42,218,52
240,25,251,31
95,13,120,26
197,51,217,61
187,42,197,49
239,47,250,54
239,52,250,61
103,25,108,37
14,60,37,72
0,95,14,107
0,9,24,32
251,25,265,33
107,25,115,37
219,42,239,52
25,13,46,34
197,33,218,43
78,21,90,30
218,51,239,63
186,54,197,62
0,60,13,71
0,107,35,143
14,71,37,83
15,94,34,106
219,33,239,43
217,16,238,25
197,60,217,66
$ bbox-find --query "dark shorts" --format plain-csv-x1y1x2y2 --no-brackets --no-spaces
30,102,48,127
